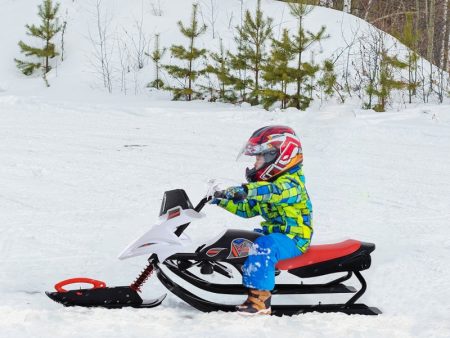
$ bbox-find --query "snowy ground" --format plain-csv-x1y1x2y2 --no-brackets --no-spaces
1,0,450,337
1,92,450,338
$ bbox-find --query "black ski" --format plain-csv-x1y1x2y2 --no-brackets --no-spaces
46,286,166,309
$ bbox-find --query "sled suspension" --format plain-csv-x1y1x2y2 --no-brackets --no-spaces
130,257,157,292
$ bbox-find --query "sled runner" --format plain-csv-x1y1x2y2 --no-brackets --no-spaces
46,189,381,316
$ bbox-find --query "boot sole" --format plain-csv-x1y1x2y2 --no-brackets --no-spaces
236,307,272,316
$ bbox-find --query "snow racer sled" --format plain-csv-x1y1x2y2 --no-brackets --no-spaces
46,189,381,316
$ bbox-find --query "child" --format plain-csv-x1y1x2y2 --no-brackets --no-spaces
211,125,313,315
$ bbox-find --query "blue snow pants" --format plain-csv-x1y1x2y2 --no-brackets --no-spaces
242,233,302,291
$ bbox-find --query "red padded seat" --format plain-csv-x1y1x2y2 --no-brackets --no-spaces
276,239,361,270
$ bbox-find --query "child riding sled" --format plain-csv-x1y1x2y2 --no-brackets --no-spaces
210,125,313,315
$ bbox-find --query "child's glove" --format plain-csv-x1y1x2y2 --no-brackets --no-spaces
209,198,220,205
215,186,247,202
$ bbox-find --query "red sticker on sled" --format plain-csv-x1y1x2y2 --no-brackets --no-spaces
168,208,181,219
206,248,226,257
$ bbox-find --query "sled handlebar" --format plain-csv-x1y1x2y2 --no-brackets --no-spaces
194,196,210,212
173,196,210,237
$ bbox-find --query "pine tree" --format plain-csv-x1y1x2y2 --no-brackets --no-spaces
261,29,295,109
146,34,166,89
395,12,420,103
163,4,207,101
204,39,236,102
367,48,408,112
288,0,327,110
227,27,252,102
317,59,339,103
229,0,273,105
15,0,62,86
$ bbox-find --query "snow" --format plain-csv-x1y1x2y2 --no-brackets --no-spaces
1,0,450,337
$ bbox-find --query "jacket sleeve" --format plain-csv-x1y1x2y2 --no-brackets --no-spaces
245,180,302,204
216,198,260,218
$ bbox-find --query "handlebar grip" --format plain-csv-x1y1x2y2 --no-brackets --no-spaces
213,190,227,199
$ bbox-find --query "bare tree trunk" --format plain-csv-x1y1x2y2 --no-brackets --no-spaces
61,20,67,62
364,0,374,21
343,0,352,13
442,0,450,72
96,0,107,89
200,0,218,39
427,0,436,100
117,35,130,95
88,0,114,93
415,0,420,51
334,0,344,11
437,0,449,102
188,33,194,101
318,0,332,7
296,15,303,108
352,0,359,15
427,0,436,64
255,29,260,103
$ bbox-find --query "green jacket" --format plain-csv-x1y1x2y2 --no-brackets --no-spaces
217,165,313,252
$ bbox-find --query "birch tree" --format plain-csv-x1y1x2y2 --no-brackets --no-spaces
343,0,352,13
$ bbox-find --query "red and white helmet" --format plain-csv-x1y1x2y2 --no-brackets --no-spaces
237,126,303,182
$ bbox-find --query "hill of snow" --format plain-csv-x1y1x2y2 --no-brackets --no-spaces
1,0,450,337
1,0,424,103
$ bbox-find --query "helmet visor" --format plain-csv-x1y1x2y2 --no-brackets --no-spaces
236,141,270,160
236,141,278,171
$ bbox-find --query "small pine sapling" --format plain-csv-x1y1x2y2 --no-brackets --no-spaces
371,50,408,112
15,0,62,86
317,59,339,103
228,0,273,105
146,34,166,89
261,29,295,109
204,38,236,102
164,4,207,101
288,0,327,110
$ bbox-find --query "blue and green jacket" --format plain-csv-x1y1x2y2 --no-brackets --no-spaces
217,165,313,253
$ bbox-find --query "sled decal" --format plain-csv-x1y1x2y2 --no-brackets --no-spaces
227,238,253,259
138,242,156,248
167,208,181,219
206,248,226,257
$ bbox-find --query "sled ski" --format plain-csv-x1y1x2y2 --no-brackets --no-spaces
46,285,166,309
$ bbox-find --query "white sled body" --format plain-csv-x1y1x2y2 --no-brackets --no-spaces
118,206,204,262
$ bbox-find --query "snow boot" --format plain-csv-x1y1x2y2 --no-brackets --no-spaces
236,289,271,315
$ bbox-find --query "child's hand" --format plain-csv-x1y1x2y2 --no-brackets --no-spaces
209,198,220,205
218,186,247,201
